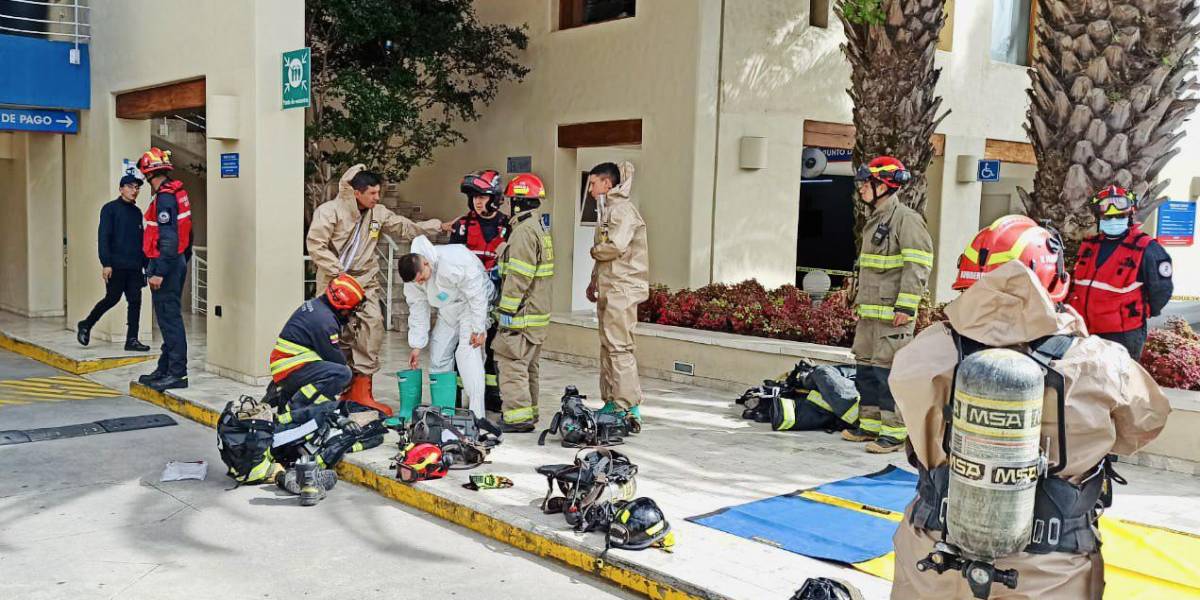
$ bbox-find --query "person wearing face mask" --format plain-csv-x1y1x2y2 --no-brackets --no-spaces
1067,184,1174,359
840,156,934,454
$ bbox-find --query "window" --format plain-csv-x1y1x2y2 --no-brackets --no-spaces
991,0,1033,65
559,0,636,31
810,0,829,29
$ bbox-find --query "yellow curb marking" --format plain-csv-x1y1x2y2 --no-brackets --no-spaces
128,383,703,600
0,374,123,404
0,331,157,375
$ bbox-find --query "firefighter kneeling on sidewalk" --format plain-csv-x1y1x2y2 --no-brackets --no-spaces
494,173,554,433
268,274,385,505
890,216,1170,599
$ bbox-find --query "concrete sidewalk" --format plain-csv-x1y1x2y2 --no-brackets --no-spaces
5,312,1200,600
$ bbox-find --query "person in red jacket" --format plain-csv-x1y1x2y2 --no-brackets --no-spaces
1067,184,1174,359
449,170,510,413
135,147,192,392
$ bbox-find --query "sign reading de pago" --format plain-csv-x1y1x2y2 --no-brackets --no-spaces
0,107,78,134
1156,200,1197,247
282,48,311,110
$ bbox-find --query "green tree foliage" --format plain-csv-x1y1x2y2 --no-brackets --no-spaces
304,0,529,216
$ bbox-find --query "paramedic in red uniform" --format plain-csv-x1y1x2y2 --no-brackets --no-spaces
449,169,510,413
1067,184,1174,359
136,147,192,392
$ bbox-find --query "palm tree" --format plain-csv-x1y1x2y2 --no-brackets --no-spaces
1021,0,1200,242
837,0,950,216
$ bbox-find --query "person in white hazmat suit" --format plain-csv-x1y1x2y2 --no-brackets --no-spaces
398,235,494,419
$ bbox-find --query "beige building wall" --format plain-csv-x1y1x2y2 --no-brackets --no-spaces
1154,105,1200,300
63,0,304,381
394,0,722,311
0,132,65,317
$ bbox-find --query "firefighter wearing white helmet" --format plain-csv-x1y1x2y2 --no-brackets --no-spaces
889,216,1170,599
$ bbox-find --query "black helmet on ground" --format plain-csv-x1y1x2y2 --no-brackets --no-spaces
606,497,675,552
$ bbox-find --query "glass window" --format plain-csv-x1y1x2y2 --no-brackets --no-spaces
991,0,1032,65
559,0,636,31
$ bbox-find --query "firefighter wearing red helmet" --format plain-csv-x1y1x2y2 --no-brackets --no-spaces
493,173,554,432
450,169,511,411
842,156,933,453
1066,184,1173,359
135,147,192,392
889,217,1169,599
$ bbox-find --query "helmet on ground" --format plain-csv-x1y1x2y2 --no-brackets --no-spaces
791,577,863,600
460,169,504,213
606,497,675,552
137,147,174,177
395,442,448,482
855,156,911,189
1091,184,1137,218
505,173,546,213
325,274,366,312
953,215,1070,302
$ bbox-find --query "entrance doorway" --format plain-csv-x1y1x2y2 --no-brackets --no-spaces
796,175,857,287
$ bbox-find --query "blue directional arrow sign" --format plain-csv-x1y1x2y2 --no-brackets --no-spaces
0,107,79,134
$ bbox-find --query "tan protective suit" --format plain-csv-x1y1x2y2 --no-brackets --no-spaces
494,208,554,425
890,261,1171,600
590,161,648,410
306,165,441,375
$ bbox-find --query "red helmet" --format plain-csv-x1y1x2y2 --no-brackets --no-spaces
460,169,504,213
325,274,366,312
505,173,546,199
137,147,174,177
954,215,1070,302
1091,184,1137,218
855,156,912,189
395,443,448,482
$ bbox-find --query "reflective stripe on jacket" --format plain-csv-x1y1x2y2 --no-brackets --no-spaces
498,209,554,342
1068,225,1152,335
854,194,934,321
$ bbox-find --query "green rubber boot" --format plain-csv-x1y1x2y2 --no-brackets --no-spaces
429,371,459,413
396,368,423,422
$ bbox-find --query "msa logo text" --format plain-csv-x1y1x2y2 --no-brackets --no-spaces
949,454,984,481
992,464,1039,485
955,402,1033,430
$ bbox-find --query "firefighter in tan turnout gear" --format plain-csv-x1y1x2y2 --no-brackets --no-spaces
890,217,1170,600
586,161,648,425
842,156,933,453
306,165,443,416
493,173,554,433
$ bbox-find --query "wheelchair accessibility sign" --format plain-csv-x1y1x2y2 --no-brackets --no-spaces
977,159,1001,182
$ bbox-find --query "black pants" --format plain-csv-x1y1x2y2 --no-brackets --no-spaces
152,256,188,377
278,360,353,428
1099,324,1149,360
484,322,501,412
83,268,144,340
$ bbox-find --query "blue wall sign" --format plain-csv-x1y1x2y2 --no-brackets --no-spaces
220,153,240,178
1157,200,1196,247
977,159,1001,182
820,148,853,162
0,35,90,110
0,107,78,134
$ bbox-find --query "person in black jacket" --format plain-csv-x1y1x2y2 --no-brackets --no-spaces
77,175,151,351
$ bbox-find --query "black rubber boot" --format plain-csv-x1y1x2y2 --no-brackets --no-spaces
138,371,166,385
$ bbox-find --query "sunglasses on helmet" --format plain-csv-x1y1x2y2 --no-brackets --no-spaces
1094,194,1133,214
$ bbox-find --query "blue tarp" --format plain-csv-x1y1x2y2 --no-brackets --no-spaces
686,466,918,564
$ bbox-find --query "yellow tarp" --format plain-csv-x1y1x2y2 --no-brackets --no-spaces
805,489,1200,599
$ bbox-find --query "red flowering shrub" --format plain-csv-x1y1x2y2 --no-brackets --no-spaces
656,289,705,327
639,284,670,323
914,294,949,334
694,299,734,332
1140,318,1200,391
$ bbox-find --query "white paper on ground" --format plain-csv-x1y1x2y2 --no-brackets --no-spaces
161,460,208,481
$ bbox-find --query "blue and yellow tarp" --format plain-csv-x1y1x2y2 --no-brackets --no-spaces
687,466,1200,598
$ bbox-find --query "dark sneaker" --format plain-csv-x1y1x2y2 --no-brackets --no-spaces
148,375,188,392
499,421,536,434
138,371,166,385
866,436,905,454
76,321,91,346
125,339,151,352
841,427,878,443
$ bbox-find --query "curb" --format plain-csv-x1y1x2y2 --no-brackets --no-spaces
0,331,157,375
128,383,711,600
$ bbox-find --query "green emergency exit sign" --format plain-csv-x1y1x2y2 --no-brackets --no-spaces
282,48,311,109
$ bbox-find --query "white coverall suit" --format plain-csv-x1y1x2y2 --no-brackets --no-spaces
404,236,494,418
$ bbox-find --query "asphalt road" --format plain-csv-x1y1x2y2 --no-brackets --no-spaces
0,348,635,600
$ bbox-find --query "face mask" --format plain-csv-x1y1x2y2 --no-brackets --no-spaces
1099,217,1129,237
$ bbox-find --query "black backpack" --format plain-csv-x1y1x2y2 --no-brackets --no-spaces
408,406,502,469
538,386,633,447
216,396,276,484
536,448,639,533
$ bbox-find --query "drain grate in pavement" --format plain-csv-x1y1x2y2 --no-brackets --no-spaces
0,413,177,445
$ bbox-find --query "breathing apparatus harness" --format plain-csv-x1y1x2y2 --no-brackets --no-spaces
536,447,639,533
538,386,635,447
914,328,1124,599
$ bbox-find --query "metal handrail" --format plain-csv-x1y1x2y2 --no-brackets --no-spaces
0,0,91,43
5,0,89,8
190,246,208,316
377,234,399,331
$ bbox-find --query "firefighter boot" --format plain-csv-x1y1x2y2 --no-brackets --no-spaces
342,374,395,417
296,460,327,507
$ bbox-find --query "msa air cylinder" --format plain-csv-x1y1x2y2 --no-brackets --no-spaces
947,348,1044,559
